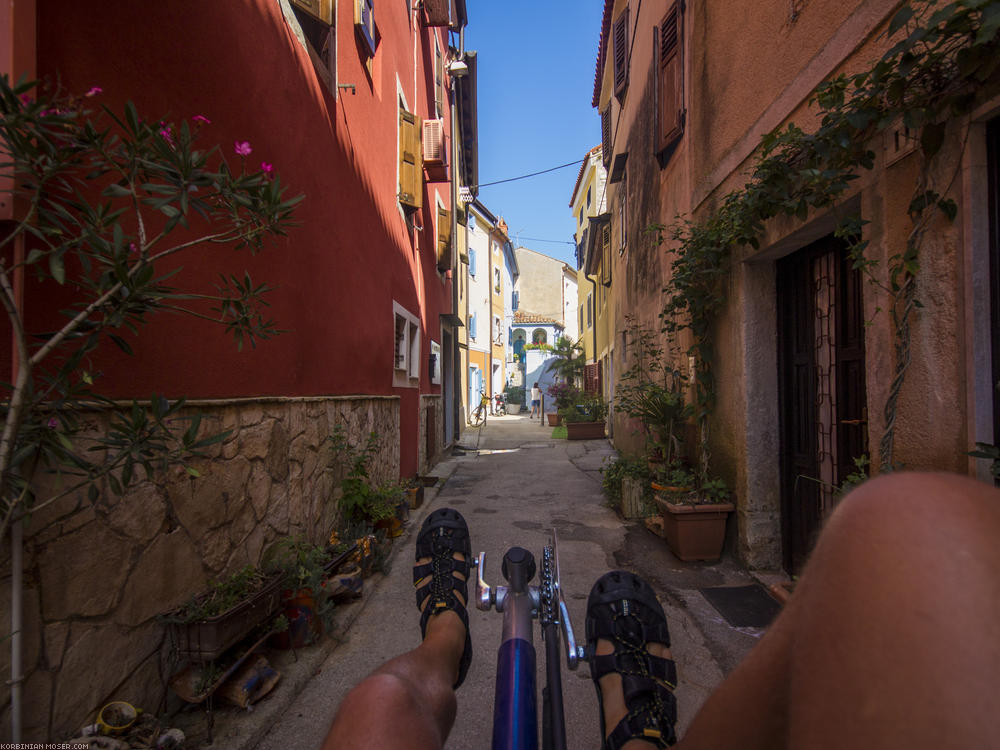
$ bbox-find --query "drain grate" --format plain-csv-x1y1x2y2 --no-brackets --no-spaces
699,585,780,628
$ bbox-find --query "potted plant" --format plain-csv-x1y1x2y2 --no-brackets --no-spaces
615,318,692,475
601,456,652,519
545,381,580,426
504,385,525,414
262,536,334,649
655,475,734,562
560,394,607,440
164,565,283,662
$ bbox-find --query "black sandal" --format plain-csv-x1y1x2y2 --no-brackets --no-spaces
412,507,473,689
586,570,678,749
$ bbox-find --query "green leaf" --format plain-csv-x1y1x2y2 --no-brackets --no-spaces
185,467,201,478
108,334,133,355
976,3,1000,44
25,248,44,265
101,183,132,198
920,121,946,159
49,253,66,284
88,484,100,503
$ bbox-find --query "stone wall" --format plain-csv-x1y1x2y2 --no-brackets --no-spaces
0,395,399,741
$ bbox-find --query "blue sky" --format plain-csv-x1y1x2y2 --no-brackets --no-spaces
464,1,605,268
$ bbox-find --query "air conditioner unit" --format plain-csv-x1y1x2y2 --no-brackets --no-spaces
423,119,448,167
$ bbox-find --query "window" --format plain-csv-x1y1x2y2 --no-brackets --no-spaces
469,312,478,340
532,329,547,345
618,172,627,255
468,213,477,233
601,107,612,168
587,186,592,208
437,202,452,271
602,222,613,286
393,301,420,384
512,291,519,311
586,294,593,327
657,1,685,154
398,104,423,209
493,267,501,294
579,304,584,333
435,41,444,118
469,248,477,276
356,0,376,57
286,2,336,92
613,6,630,101
494,315,502,344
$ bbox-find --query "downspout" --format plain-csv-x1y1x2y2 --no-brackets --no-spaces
450,4,467,441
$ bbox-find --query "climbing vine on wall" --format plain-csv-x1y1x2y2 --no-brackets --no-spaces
656,0,1000,475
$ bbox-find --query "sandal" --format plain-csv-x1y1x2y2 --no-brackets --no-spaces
586,570,678,749
412,507,473,688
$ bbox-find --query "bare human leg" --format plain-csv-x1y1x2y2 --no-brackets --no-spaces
673,472,1000,750
322,508,472,750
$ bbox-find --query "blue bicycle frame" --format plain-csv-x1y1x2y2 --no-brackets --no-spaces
476,533,583,750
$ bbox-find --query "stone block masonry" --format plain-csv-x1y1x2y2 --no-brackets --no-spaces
0,395,399,742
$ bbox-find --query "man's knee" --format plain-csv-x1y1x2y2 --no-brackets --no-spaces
810,471,1000,574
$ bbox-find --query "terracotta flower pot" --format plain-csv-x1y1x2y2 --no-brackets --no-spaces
656,496,734,562
546,413,562,426
565,421,606,440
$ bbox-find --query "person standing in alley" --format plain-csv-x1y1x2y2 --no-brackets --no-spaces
530,382,541,419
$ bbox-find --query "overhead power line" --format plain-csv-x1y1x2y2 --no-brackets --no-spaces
475,158,584,189
517,236,575,245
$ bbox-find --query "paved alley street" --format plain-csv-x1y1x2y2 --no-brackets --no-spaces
248,413,772,750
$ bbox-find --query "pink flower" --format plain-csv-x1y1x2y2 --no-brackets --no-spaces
260,161,273,174
234,141,252,156
19,94,32,106
47,417,58,429
159,126,174,144
129,242,138,254
85,86,103,97
192,115,211,125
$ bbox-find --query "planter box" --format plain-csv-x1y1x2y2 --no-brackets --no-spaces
620,476,647,520
170,574,283,662
656,496,734,562
565,421,606,440
546,413,561,426
507,403,522,414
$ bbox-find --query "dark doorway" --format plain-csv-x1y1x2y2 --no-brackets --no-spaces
777,234,868,573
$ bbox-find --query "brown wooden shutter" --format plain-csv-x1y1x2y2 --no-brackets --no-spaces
601,223,612,286
435,44,444,116
601,106,612,168
437,205,452,270
613,7,630,100
658,2,684,153
584,363,599,394
423,0,450,26
398,107,423,209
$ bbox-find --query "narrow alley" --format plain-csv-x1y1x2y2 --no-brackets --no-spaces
194,414,772,750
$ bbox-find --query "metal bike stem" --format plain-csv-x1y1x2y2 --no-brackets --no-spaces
491,547,539,750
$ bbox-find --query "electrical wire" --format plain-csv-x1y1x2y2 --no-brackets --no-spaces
516,237,576,245
475,158,584,189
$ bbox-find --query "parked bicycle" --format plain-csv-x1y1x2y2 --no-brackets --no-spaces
471,390,490,427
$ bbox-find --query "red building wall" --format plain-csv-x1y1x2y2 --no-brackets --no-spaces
17,0,454,476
